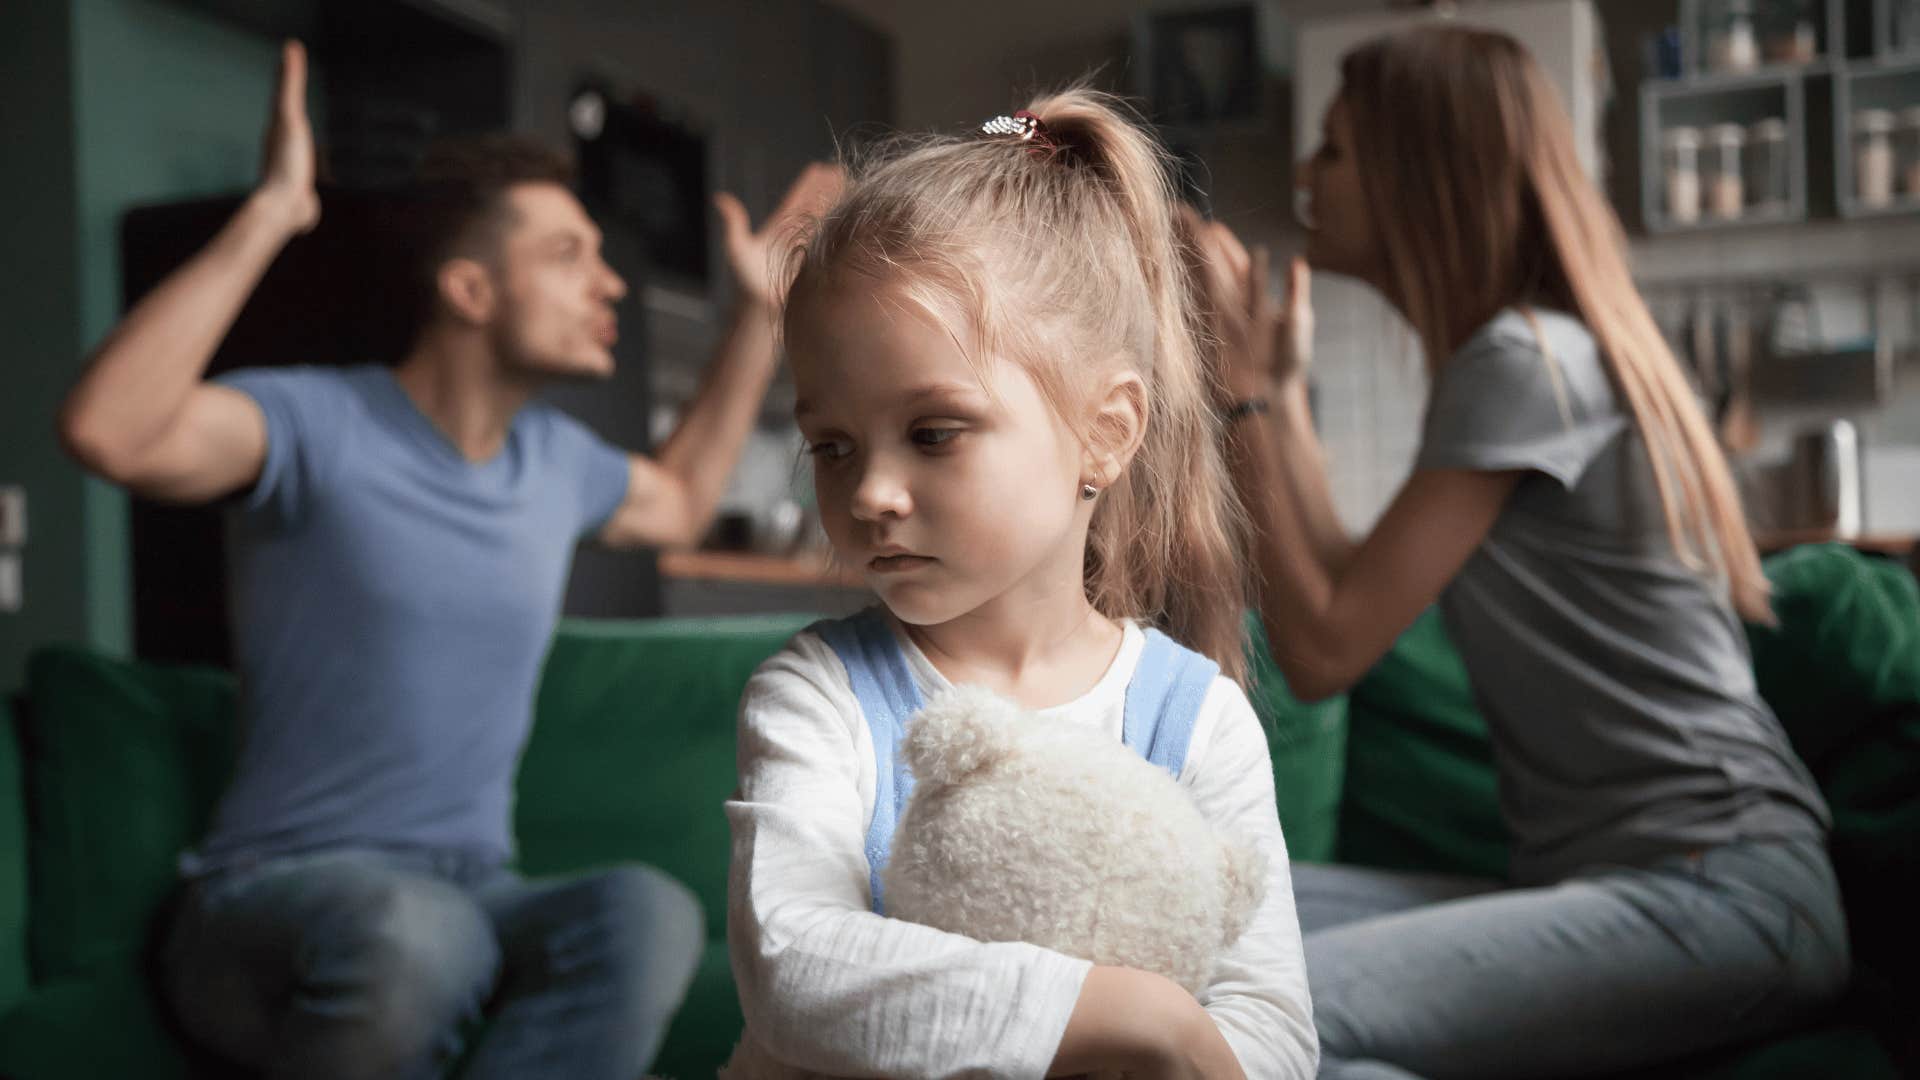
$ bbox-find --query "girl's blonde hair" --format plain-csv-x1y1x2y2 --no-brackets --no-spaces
785,86,1251,680
1340,26,1772,622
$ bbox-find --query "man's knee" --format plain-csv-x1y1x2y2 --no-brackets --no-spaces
307,872,500,1058
582,865,704,1009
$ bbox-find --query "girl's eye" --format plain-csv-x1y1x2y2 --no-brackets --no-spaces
806,438,852,461
911,426,961,449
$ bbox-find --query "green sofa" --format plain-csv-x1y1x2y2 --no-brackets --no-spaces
0,544,1912,1078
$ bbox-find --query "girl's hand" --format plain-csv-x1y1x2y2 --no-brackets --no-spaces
1182,209,1312,401
1051,967,1245,1080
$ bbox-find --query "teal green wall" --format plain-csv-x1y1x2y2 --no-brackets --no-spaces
0,0,311,690
0,0,85,694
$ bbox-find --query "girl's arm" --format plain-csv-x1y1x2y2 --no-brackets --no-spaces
1182,680,1321,1080
728,634,1099,1078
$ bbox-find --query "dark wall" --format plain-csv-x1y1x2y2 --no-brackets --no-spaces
510,0,894,617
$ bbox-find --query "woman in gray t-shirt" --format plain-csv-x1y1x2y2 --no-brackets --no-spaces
1191,24,1848,1080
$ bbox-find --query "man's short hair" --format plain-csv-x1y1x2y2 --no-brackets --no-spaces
402,135,577,343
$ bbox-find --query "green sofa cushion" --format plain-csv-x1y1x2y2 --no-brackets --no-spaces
1336,606,1508,879
19,648,238,983
0,959,242,1080
1244,616,1348,864
0,699,29,1013
651,940,746,1080
516,614,817,938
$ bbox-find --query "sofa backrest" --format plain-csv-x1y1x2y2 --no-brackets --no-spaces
515,615,818,938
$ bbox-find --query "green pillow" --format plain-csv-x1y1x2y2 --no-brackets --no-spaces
0,962,218,1080
19,647,237,983
1243,615,1348,864
1336,607,1507,880
1744,545,1920,1069
516,615,817,939
1745,543,1920,769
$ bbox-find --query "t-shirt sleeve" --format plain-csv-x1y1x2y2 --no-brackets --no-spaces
212,367,344,527
1415,321,1625,490
544,410,632,538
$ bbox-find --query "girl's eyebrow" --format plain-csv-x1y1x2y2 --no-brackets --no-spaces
795,380,988,421
901,381,990,409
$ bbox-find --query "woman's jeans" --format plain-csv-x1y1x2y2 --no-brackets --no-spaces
1295,838,1850,1079
158,846,705,1080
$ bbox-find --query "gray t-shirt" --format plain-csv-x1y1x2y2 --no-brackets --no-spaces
1416,308,1828,885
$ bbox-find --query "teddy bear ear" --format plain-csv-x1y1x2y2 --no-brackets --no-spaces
1217,837,1269,947
903,685,1024,786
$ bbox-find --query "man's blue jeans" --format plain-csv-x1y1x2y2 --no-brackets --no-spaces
1295,838,1851,1079
159,847,704,1079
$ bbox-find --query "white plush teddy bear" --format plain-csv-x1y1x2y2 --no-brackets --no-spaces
885,684,1266,992
720,685,1265,1079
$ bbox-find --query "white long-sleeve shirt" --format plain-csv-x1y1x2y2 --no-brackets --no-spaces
725,621,1319,1079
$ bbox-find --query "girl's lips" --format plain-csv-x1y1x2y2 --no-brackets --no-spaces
869,554,935,573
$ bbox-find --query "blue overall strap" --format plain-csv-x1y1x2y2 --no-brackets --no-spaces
1121,627,1221,780
809,609,926,915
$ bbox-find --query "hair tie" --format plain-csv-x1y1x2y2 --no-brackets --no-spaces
981,109,1053,153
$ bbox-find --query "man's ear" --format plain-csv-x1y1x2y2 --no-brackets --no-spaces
437,257,496,326
1083,370,1148,489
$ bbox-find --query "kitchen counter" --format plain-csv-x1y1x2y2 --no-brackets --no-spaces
659,550,865,588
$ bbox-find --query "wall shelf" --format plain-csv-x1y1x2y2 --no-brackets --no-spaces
1642,2,1920,234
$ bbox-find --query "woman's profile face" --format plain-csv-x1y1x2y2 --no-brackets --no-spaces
1296,94,1383,286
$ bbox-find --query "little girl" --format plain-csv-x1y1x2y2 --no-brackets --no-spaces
724,89,1318,1079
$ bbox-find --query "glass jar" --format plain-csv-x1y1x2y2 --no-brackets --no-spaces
1664,126,1703,224
1899,106,1920,201
1855,109,1897,208
1707,123,1747,220
1746,117,1791,215
1760,0,1818,65
1706,0,1761,73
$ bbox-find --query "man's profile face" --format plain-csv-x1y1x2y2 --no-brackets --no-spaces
487,182,627,381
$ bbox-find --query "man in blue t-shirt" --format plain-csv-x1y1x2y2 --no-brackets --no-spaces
59,42,840,1080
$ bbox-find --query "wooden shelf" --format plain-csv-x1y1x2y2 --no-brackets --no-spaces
1757,528,1916,556
659,549,866,589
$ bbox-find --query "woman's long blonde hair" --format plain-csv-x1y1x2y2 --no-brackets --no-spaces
1340,26,1772,622
785,87,1251,680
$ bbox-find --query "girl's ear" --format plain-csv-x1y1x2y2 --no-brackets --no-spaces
1084,370,1148,489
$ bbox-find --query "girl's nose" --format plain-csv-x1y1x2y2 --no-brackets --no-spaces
849,458,911,522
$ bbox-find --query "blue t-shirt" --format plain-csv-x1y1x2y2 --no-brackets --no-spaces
185,365,630,872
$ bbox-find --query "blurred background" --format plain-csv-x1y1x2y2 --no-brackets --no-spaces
3,0,1918,685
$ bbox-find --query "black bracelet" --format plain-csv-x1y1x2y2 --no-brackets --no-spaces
1224,397,1271,422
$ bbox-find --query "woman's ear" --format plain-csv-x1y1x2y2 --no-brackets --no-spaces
1084,370,1148,489
437,257,497,326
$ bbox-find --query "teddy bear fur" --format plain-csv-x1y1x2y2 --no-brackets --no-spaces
719,684,1265,1079
883,684,1265,993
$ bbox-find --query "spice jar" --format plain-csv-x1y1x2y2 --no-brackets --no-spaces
1707,0,1761,73
1664,126,1703,224
1899,106,1920,200
1760,0,1818,64
1855,109,1897,209
1706,123,1747,220
1746,117,1790,215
